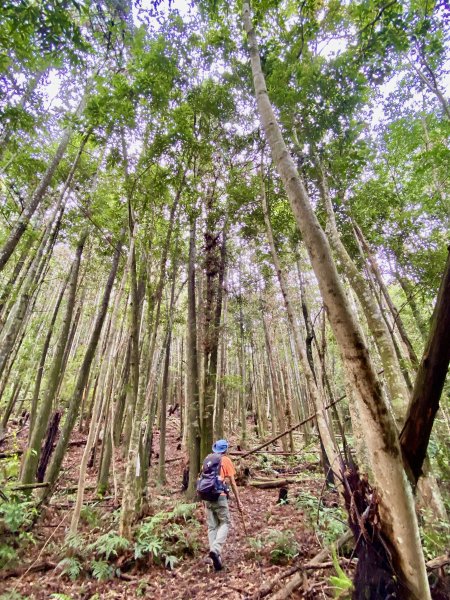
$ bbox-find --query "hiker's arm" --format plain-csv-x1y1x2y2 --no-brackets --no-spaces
228,475,243,511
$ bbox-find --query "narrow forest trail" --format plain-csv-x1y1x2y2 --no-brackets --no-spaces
1,413,343,600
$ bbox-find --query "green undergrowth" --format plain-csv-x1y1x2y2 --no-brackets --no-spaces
296,490,347,547
419,508,450,562
57,501,200,582
0,490,37,570
248,528,299,564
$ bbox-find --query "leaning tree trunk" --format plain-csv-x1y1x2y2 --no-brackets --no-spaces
21,232,87,486
0,202,64,383
40,235,122,502
242,5,430,598
0,114,89,272
400,249,450,484
29,276,69,435
315,161,410,421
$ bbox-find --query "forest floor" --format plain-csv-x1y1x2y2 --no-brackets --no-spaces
1,413,353,599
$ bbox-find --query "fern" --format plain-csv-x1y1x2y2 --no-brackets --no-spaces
135,535,163,560
88,532,129,560
0,543,17,569
171,503,197,521
63,532,86,555
91,559,114,581
58,556,83,581
164,554,179,570
50,594,74,600
0,592,29,600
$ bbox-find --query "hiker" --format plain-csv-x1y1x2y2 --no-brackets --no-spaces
197,439,244,571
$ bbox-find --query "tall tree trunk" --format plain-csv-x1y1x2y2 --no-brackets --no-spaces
315,162,410,421
242,5,430,597
40,235,122,501
261,174,340,481
201,219,227,458
186,214,201,499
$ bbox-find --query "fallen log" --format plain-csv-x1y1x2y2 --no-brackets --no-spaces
1,560,57,579
268,570,306,600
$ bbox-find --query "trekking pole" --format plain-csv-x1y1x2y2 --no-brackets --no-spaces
238,506,249,538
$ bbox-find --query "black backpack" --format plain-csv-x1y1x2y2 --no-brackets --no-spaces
196,453,229,501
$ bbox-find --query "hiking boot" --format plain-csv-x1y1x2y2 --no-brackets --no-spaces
209,550,223,571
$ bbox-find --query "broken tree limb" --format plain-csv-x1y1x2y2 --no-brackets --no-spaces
239,394,347,459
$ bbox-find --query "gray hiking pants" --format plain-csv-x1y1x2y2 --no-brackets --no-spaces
205,495,231,556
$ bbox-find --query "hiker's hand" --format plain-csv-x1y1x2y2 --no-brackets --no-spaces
237,501,244,513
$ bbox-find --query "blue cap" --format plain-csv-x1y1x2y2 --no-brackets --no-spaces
212,439,229,453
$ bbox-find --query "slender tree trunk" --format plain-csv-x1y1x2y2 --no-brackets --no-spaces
21,232,87,485
158,258,179,484
242,6,430,597
0,203,64,382
261,174,340,480
0,118,89,272
29,277,68,435
186,214,201,499
315,162,410,421
352,220,419,368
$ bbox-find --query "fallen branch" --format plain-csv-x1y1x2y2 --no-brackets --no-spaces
0,450,23,459
20,513,68,580
304,557,356,570
268,570,306,600
9,482,49,491
250,564,302,599
305,529,353,567
249,478,299,489
426,553,450,570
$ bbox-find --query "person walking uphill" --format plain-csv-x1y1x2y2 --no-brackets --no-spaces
197,439,244,571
